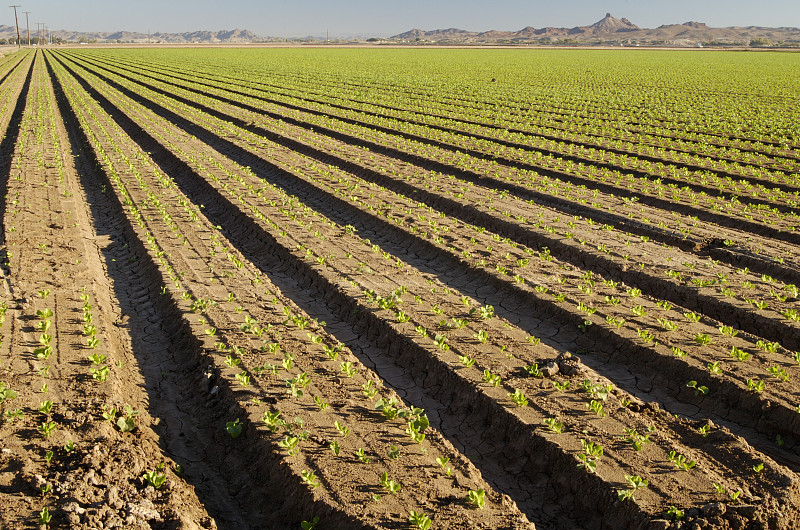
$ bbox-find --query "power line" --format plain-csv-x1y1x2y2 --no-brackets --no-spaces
9,5,21,48
23,10,29,46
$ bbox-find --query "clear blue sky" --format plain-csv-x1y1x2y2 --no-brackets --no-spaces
8,0,800,37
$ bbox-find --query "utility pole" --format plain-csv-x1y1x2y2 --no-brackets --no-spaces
9,5,21,48
23,10,29,46
36,21,41,46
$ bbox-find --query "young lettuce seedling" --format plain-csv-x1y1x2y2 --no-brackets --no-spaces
587,400,606,417
379,472,401,494
408,510,432,530
38,507,52,526
38,421,56,438
622,428,651,451
482,370,501,387
314,396,329,411
524,364,542,377
459,355,476,368
340,362,357,377
746,378,766,393
617,475,648,501
362,381,378,398
300,517,320,530
577,439,603,474
91,365,110,382
278,436,299,455
686,381,708,396
668,450,696,471
334,421,350,438
88,352,107,365
543,418,564,434
142,470,166,489
509,389,528,407
300,470,320,489
467,488,486,509
117,406,138,433
226,418,244,439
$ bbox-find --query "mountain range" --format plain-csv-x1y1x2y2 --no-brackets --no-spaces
0,14,798,46
0,26,263,44
391,13,800,46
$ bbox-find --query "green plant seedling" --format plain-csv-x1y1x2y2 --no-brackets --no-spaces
409,510,432,530
467,488,485,509
38,507,52,526
459,355,476,368
340,362,357,377
543,418,563,434
87,352,107,365
117,406,138,433
524,363,543,377
509,389,528,407
553,380,573,395
301,516,320,530
355,448,370,463
362,380,378,398
587,399,606,417
482,370,501,387
668,450,696,471
301,470,320,489
617,475,648,501
278,435,299,455
686,380,708,396
0,382,17,402
334,421,350,438
142,470,166,489
622,428,651,451
387,445,401,459
91,365,110,382
226,418,243,439
38,401,53,414
38,421,56,438
379,472,401,494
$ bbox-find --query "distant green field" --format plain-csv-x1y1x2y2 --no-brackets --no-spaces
104,47,800,140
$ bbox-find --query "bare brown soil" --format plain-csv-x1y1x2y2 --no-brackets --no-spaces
0,47,799,530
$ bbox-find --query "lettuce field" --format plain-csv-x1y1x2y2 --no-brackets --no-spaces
0,47,799,529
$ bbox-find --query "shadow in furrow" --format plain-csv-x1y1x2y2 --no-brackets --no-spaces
0,53,34,248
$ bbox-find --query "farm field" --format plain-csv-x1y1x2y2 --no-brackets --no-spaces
0,46,799,529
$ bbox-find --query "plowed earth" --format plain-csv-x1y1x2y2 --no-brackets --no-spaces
0,47,799,530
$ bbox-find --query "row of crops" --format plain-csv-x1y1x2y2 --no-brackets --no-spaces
0,47,799,529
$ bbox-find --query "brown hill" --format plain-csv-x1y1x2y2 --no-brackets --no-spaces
390,13,800,46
